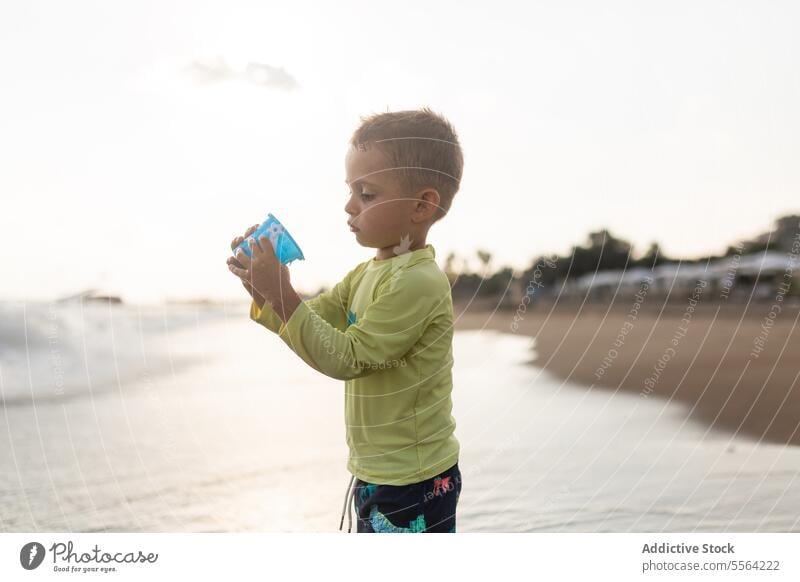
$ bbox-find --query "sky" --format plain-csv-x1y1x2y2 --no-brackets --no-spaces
2,0,799,304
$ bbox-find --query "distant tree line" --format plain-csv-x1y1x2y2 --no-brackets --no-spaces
447,214,800,301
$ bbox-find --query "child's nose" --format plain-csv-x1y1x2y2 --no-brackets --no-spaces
344,196,358,216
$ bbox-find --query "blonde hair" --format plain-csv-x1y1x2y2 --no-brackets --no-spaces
350,107,464,222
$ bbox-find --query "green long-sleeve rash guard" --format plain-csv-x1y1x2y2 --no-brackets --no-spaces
249,243,460,485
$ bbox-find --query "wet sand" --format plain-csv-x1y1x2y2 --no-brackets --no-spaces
454,298,800,447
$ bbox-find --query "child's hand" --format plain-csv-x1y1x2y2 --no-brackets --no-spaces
228,224,265,306
229,223,259,267
228,230,291,306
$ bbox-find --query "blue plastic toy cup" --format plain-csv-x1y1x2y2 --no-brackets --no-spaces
235,213,305,265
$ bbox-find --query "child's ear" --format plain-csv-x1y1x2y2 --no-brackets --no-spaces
415,188,441,218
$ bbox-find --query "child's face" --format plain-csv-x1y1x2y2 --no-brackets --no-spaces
344,143,421,249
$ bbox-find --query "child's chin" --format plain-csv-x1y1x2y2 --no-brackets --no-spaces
356,237,380,250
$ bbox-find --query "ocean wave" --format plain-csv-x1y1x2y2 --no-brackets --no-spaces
0,300,232,405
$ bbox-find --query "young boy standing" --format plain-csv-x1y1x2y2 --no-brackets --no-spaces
227,108,463,533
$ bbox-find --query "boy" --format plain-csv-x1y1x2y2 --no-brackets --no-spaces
226,108,463,533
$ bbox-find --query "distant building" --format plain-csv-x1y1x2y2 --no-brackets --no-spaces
56,289,123,304
567,251,798,302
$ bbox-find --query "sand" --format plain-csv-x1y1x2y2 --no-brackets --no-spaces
454,297,800,447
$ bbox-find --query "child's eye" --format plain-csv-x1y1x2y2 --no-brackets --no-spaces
346,190,375,201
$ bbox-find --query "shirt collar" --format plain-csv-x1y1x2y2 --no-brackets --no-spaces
366,243,435,270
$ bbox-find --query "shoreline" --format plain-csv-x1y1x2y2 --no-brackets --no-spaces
454,298,800,447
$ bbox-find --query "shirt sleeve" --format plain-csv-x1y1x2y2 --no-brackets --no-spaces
249,299,284,333
275,268,441,381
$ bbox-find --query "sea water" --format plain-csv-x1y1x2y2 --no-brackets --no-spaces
1,301,798,532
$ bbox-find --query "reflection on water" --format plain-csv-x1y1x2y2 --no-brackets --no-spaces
1,302,798,532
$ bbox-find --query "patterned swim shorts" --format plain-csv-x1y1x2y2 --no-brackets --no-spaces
353,463,462,533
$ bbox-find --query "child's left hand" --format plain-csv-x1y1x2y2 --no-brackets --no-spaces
228,234,291,305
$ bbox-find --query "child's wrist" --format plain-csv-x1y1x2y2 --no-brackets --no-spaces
267,282,302,323
253,294,266,309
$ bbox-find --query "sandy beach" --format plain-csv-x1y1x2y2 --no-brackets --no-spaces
455,298,800,447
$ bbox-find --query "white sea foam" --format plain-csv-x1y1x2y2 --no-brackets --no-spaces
0,300,232,405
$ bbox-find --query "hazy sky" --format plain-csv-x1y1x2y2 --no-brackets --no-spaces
2,0,799,304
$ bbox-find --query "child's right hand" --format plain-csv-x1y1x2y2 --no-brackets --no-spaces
228,224,266,307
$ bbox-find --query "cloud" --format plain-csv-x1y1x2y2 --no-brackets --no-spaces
185,56,298,90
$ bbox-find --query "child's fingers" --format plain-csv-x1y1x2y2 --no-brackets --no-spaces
228,263,247,278
247,236,261,254
231,224,259,251
234,247,252,267
260,234,278,259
